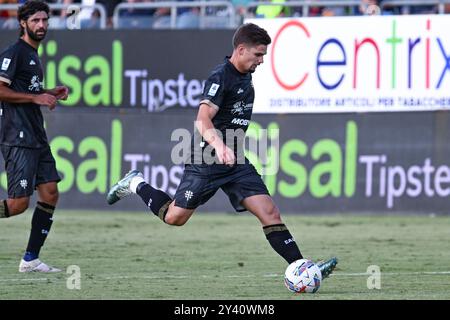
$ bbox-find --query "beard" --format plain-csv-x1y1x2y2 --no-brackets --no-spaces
25,24,47,42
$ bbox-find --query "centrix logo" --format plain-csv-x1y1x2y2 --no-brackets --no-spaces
250,15,450,112
269,17,450,91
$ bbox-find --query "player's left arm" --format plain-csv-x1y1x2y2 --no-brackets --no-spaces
43,86,69,101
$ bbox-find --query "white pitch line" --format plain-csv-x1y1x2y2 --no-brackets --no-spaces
331,271,450,276
1,271,449,283
0,278,49,282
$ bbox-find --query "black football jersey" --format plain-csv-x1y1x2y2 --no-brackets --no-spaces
0,39,48,148
190,57,255,164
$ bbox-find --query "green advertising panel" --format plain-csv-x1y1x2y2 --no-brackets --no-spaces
1,109,447,213
0,31,448,214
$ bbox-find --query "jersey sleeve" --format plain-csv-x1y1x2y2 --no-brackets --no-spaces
200,72,225,110
0,47,18,86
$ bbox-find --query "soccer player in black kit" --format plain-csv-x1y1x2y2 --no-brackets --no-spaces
0,1,69,272
107,23,337,278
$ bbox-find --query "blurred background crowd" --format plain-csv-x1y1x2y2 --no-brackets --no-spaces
1,0,449,30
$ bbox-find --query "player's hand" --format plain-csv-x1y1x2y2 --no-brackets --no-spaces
215,144,236,166
53,86,69,100
33,93,57,110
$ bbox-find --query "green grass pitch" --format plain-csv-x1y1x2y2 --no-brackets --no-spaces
1,211,449,300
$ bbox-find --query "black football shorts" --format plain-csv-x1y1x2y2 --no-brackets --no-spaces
1,145,61,198
174,162,269,212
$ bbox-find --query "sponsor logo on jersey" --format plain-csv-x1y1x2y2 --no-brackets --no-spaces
237,88,243,94
29,59,36,65
1,58,11,71
231,118,249,126
207,83,220,96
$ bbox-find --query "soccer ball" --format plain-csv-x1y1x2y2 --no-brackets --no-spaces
284,259,322,293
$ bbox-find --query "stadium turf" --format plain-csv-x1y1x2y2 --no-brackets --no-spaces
0,211,449,300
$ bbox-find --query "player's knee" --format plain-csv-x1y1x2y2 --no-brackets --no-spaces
268,204,281,222
8,198,30,215
40,187,59,205
164,214,188,226
48,189,59,204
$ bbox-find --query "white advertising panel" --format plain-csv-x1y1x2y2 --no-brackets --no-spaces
246,15,450,113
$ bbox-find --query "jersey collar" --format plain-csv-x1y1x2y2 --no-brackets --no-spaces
18,38,38,52
225,56,248,76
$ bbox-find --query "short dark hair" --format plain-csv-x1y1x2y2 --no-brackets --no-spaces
232,23,271,49
17,1,50,35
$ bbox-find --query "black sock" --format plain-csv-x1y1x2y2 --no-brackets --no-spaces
136,182,172,222
25,202,55,258
263,224,303,264
0,200,10,218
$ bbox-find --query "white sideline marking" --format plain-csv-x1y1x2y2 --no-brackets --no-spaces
0,278,49,282
1,271,449,283
332,271,450,276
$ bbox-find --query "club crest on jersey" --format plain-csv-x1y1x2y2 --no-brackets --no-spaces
20,179,28,189
1,58,11,71
207,83,220,97
231,101,253,116
185,190,194,201
231,101,245,115
28,75,43,92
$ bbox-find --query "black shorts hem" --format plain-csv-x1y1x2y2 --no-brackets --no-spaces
8,190,34,199
172,200,198,211
35,177,61,187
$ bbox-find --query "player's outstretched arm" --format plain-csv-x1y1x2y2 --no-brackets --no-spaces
196,103,235,166
0,81,57,109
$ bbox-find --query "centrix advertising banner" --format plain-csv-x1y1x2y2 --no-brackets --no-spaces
247,15,450,113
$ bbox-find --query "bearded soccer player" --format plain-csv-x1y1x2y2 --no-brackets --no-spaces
0,0,69,272
107,23,337,277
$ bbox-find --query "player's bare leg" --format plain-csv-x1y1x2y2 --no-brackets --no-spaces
242,194,302,264
0,177,56,218
0,197,30,217
163,202,195,226
36,181,59,206
242,194,337,277
107,170,195,225
241,194,282,226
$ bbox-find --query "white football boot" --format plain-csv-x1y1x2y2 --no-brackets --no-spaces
19,258,62,273
107,170,144,205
